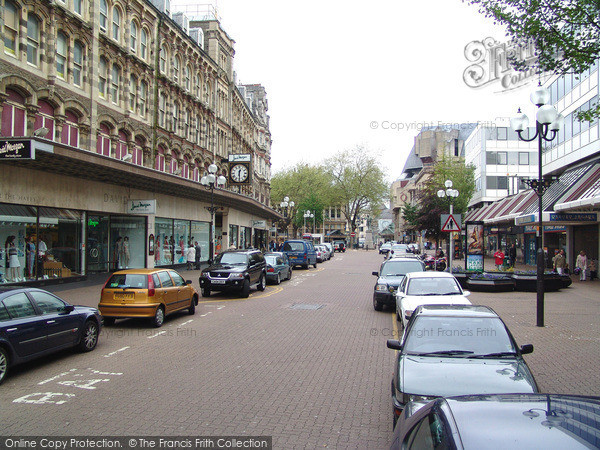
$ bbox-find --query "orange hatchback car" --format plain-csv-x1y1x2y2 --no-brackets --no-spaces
99,269,198,327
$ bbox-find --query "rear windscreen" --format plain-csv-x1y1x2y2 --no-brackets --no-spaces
283,242,304,252
106,274,148,289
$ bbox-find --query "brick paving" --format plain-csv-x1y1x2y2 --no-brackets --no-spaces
0,250,597,449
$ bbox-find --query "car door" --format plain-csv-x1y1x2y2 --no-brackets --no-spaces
248,253,261,284
157,270,178,314
0,292,47,358
28,290,81,350
169,270,191,312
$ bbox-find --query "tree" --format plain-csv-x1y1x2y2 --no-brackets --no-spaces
325,146,389,242
401,203,420,233
466,0,600,120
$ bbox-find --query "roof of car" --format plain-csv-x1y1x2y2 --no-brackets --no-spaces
405,271,455,278
414,304,498,318
385,257,423,263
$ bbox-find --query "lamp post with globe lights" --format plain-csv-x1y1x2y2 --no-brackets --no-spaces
201,163,227,260
279,196,295,238
510,82,564,328
437,180,459,272
303,210,314,234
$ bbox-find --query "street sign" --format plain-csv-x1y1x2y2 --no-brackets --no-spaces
350,232,356,237
441,214,461,232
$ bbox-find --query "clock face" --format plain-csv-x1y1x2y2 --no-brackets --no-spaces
231,163,249,183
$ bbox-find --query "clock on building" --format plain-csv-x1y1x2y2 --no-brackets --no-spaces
230,163,250,183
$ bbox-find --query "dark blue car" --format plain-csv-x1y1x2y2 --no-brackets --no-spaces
0,286,102,384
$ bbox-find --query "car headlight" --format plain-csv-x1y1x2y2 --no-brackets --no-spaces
229,273,244,279
405,309,413,319
375,284,389,292
200,272,209,278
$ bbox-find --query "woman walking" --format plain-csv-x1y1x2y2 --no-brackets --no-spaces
576,250,588,281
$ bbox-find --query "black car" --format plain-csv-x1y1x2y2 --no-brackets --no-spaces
391,393,600,449
199,249,267,298
0,286,102,384
372,257,425,311
387,304,538,427
333,241,346,252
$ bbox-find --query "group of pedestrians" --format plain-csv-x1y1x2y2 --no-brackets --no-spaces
185,241,202,270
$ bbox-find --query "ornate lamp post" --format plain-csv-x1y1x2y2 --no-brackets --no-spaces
279,196,295,238
303,210,314,234
437,180,459,272
511,83,564,327
201,163,227,260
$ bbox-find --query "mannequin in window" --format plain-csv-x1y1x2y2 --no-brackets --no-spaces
114,236,123,269
121,236,130,268
6,235,21,282
26,235,36,278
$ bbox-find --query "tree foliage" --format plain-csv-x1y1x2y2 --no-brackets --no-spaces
401,203,420,232
466,0,600,120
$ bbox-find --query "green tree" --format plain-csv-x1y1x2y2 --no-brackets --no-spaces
466,0,600,120
325,146,389,243
401,203,420,233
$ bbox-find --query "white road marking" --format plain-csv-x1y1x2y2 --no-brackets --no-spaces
13,392,75,405
103,346,130,358
147,330,167,339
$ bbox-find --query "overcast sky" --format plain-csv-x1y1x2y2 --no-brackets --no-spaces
175,0,542,180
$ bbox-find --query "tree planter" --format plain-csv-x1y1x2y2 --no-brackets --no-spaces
453,272,470,289
466,275,515,292
559,274,572,289
511,273,563,292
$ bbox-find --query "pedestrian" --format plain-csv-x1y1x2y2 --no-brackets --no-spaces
553,249,566,275
493,248,505,271
186,243,196,270
508,243,517,268
194,241,201,269
576,250,588,281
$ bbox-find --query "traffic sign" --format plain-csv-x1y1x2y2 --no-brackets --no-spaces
441,214,461,232
350,232,356,237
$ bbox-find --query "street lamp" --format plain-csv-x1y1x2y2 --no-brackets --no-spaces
511,82,563,328
201,163,227,260
437,180,459,272
279,196,295,238
303,210,314,234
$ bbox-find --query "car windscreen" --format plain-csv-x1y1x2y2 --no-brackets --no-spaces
381,261,423,276
106,274,148,289
265,255,278,265
407,277,461,296
283,242,305,252
404,316,516,356
216,253,248,264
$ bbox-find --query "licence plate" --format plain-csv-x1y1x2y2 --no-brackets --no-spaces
115,293,134,300
212,280,226,284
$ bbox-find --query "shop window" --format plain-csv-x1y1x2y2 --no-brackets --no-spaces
229,225,239,248
34,100,56,141
173,220,190,263
155,218,174,266
110,216,145,269
4,1,19,56
96,123,111,156
1,89,27,137
61,110,80,147
27,14,40,66
38,207,83,279
73,41,83,87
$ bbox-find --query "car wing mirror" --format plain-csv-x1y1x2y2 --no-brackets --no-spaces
186,280,192,285
463,290,471,296
387,339,403,351
61,304,75,314
372,271,379,276
520,344,534,354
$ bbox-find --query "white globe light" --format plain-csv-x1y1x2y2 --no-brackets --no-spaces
200,176,208,186
207,173,216,184
537,105,559,125
530,85,550,106
289,201,295,207
549,113,565,132
284,196,289,203
217,175,227,186
445,180,453,188
437,189,446,198
510,110,530,132
208,163,218,174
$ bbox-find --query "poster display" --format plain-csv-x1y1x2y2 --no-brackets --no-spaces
465,221,484,272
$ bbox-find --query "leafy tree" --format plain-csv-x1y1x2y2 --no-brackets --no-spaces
325,146,389,243
293,193,325,233
466,0,600,120
401,203,420,233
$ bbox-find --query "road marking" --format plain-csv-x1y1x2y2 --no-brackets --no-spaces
13,392,75,405
38,369,78,385
147,330,167,339
179,319,193,327
103,346,130,358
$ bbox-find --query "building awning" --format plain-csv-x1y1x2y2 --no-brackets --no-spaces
486,190,536,224
554,162,600,212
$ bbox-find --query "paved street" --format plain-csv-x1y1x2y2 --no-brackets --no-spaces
0,250,598,449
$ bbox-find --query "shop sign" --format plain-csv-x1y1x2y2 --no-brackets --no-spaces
549,213,597,222
515,214,536,225
252,220,266,228
524,225,566,233
127,199,156,214
0,140,34,159
228,154,251,162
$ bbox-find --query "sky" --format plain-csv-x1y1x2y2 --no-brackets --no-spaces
174,0,543,181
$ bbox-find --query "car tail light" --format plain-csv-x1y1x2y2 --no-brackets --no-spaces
148,275,155,297
303,253,307,260
267,267,275,273
100,276,111,297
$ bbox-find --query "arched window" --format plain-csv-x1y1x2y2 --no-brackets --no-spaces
99,0,108,32
111,64,120,104
34,100,56,140
155,145,166,171
1,89,27,136
184,109,190,139
99,57,108,98
133,137,144,165
158,92,166,127
4,1,18,56
130,21,137,52
27,14,40,66
182,155,190,179
195,74,202,99
56,32,68,80
115,130,127,159
170,150,179,174
96,123,111,156
195,114,202,145
173,56,180,83
159,46,167,73
193,162,200,182
61,110,80,147
139,81,147,118
129,74,137,111
172,102,179,133
73,41,83,86
73,0,82,15
140,29,148,60
112,6,121,41
185,66,190,91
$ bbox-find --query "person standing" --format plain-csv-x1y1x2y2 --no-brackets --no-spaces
26,235,36,278
576,250,588,281
553,249,566,275
194,241,201,269
508,244,517,268
121,236,130,268
494,248,505,271
186,243,196,270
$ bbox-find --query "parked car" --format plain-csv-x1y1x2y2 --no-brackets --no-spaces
333,240,346,252
0,286,102,384
316,244,331,261
282,240,318,269
372,257,425,311
100,268,198,327
264,252,292,284
315,246,325,263
323,242,334,258
389,243,411,258
387,304,538,427
379,242,392,255
391,393,600,449
200,249,267,298
395,271,471,327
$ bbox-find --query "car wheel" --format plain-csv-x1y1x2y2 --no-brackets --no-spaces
396,310,401,322
287,268,292,280
202,286,211,297
303,263,309,270
257,273,266,291
313,262,317,268
78,320,99,352
103,317,115,326
0,347,9,385
240,279,250,298
152,306,165,328
373,297,383,311
188,296,196,315
274,273,281,285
